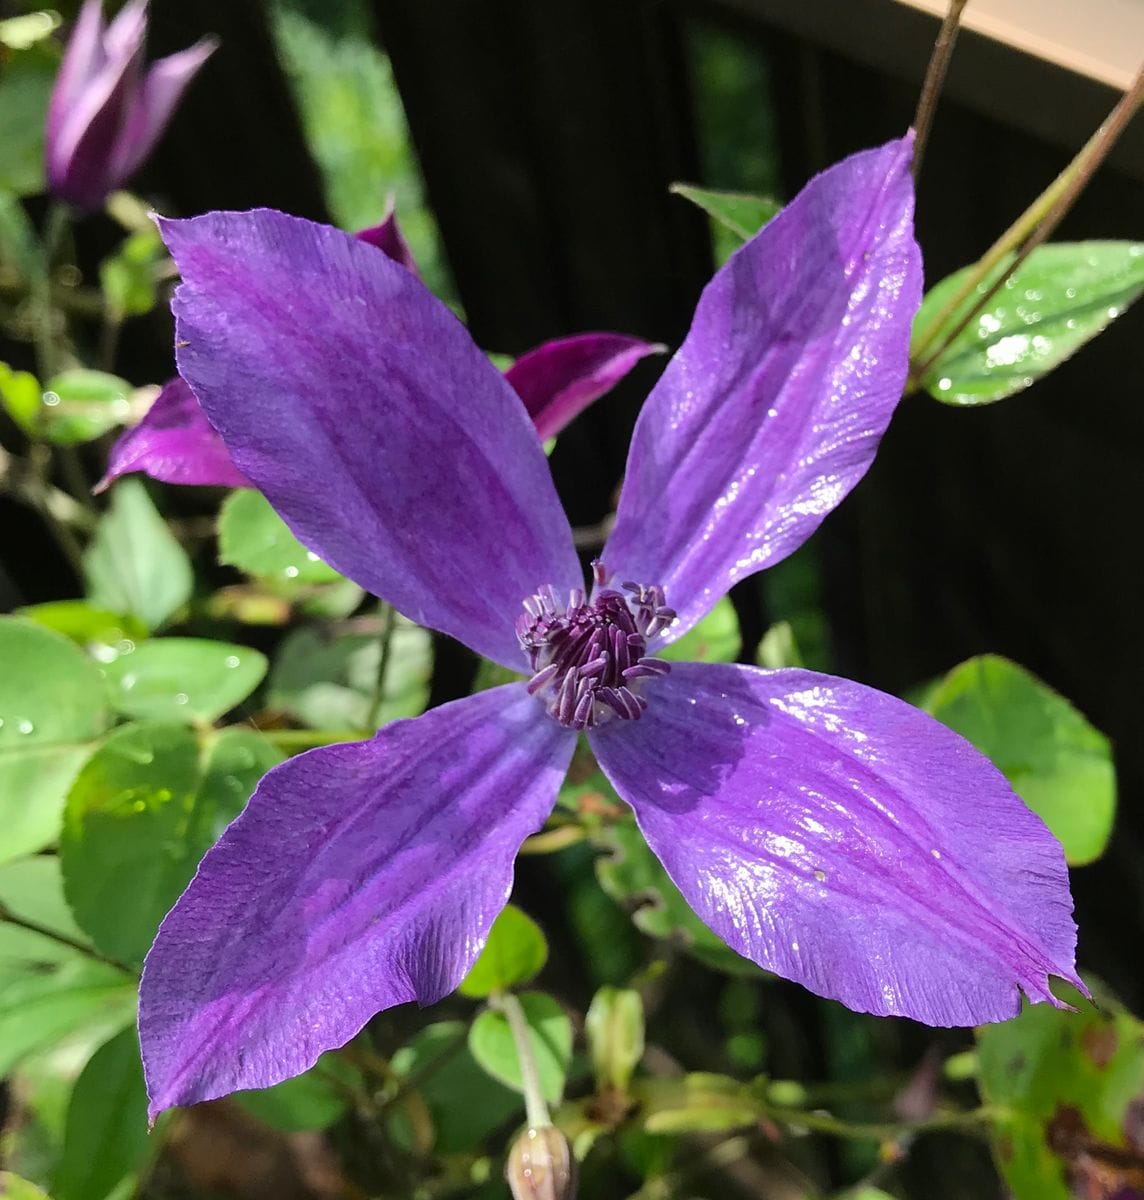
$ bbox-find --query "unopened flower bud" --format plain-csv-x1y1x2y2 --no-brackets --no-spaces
506,1126,577,1200
585,986,644,1093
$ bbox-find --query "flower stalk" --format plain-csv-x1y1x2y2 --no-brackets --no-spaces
911,0,970,180
492,990,551,1130
910,58,1144,383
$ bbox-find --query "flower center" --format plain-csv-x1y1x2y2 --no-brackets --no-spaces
517,560,675,729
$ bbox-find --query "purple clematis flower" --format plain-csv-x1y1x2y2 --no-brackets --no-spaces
98,210,659,491
45,0,215,211
139,135,1083,1118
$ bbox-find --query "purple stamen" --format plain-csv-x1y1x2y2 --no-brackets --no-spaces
517,561,675,729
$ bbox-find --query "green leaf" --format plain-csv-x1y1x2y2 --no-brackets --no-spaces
53,1027,148,1200
0,618,109,863
595,816,756,976
19,601,146,659
922,655,1115,866
0,43,56,195
0,1174,54,1200
468,992,573,1105
977,981,1144,1200
0,857,136,1077
458,905,548,999
659,596,740,664
0,361,41,434
235,1051,356,1132
0,11,62,50
38,370,132,445
390,1021,521,1154
914,242,1144,405
99,228,165,319
61,724,280,965
268,620,431,730
103,638,267,724
218,489,341,584
669,183,779,242
84,478,193,631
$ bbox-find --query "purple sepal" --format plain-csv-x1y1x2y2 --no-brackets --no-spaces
504,333,665,442
604,135,923,643
355,204,419,275
96,376,249,492
159,208,580,669
46,0,215,211
589,661,1084,1026
139,683,574,1117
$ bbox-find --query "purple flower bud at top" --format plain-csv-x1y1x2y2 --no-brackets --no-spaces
45,0,216,210
506,1127,577,1200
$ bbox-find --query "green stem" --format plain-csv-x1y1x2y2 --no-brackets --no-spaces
911,0,969,180
493,991,551,1129
32,202,71,381
0,901,136,976
910,59,1144,381
363,601,397,734
762,1103,998,1141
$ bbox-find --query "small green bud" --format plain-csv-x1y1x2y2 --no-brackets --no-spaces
584,986,644,1093
506,1126,577,1200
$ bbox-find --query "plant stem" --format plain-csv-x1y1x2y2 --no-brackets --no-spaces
32,202,71,381
0,901,136,976
762,1103,998,1141
910,59,1144,382
364,601,397,734
493,991,551,1130
911,0,969,180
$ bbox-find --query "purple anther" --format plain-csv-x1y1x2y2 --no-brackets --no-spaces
516,562,674,728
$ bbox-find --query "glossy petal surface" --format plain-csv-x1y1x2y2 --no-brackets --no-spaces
161,210,579,668
504,333,664,442
589,661,1082,1026
98,377,248,491
139,684,573,1116
604,137,922,641
356,208,418,274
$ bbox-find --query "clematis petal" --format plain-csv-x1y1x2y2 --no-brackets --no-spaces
45,0,107,159
160,209,579,668
589,661,1083,1026
113,36,218,181
504,333,665,442
604,137,922,642
356,206,419,274
97,376,249,491
139,683,574,1117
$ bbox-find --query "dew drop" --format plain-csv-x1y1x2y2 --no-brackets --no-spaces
305,551,320,563
17,719,34,735
173,692,189,706
937,377,952,392
931,848,942,860
284,565,300,579
116,638,135,655
790,941,800,952
224,655,240,668
120,672,137,690
42,391,60,407
813,869,826,883
133,799,147,813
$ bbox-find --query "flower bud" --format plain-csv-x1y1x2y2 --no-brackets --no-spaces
505,1126,577,1200
45,0,216,210
585,986,644,1093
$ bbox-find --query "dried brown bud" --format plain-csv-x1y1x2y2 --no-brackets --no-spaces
505,1126,577,1200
